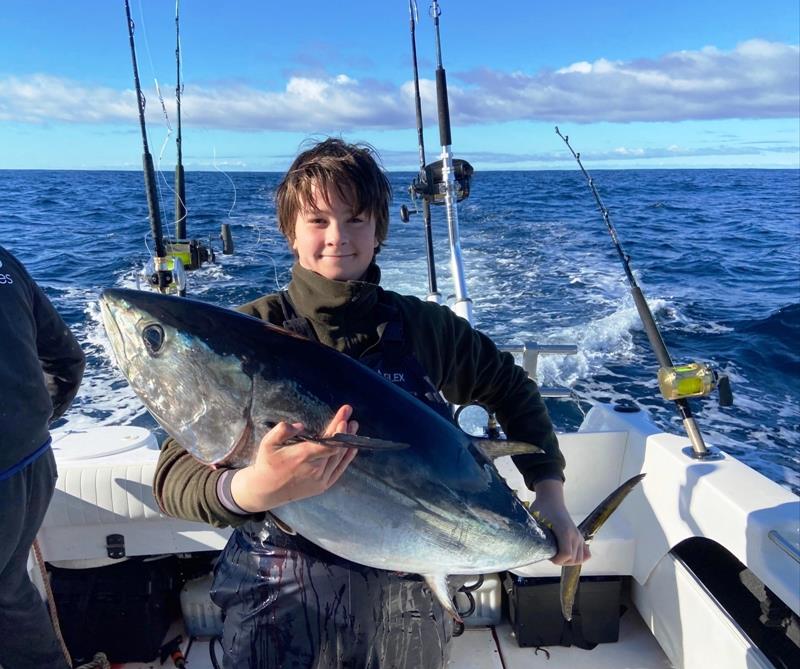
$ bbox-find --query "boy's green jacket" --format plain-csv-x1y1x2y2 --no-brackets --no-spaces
154,263,565,528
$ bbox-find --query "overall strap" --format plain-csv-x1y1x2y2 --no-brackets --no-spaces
371,301,406,360
360,300,452,421
278,291,318,341
0,437,52,482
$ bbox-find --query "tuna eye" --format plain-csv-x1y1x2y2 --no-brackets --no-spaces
142,325,165,355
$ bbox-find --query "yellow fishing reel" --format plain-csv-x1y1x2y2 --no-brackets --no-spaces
658,362,733,407
140,255,186,295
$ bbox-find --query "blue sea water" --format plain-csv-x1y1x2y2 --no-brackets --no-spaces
1,167,798,494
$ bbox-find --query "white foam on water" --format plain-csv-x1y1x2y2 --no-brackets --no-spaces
53,287,151,431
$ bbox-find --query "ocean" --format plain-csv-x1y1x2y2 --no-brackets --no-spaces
2,167,798,494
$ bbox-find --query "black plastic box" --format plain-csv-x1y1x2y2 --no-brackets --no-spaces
504,574,623,648
48,556,180,664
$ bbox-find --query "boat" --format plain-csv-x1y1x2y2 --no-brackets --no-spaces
20,2,800,669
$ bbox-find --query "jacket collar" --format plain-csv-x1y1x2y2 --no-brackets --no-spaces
286,262,382,327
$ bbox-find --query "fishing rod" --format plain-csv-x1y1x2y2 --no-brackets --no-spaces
429,0,472,323
400,1,474,318
174,0,186,241
555,127,732,459
124,0,178,294
399,0,441,303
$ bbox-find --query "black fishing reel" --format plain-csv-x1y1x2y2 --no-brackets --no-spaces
400,158,474,222
658,362,733,407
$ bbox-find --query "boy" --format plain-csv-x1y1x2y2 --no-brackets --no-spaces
154,138,588,668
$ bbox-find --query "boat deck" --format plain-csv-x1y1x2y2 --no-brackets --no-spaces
116,606,672,669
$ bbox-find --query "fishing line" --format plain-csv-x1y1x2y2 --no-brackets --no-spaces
154,79,174,165
246,211,283,290
570,390,588,420
142,229,155,259
136,229,155,291
136,0,158,79
212,146,238,219
153,139,184,247
210,148,281,289
134,0,172,243
243,214,283,291
154,78,179,240
263,246,283,291
136,0,188,256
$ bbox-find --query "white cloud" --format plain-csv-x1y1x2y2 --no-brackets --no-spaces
0,74,135,124
613,147,646,156
453,39,800,123
453,142,799,166
557,62,592,75
0,40,797,129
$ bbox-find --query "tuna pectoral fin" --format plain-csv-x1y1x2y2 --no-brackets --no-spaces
322,433,410,450
424,574,463,623
281,432,410,450
474,438,544,458
559,473,646,621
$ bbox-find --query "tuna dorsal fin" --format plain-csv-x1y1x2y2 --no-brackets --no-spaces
559,473,646,621
473,438,544,459
423,574,463,623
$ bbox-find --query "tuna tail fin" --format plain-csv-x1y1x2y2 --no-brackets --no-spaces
559,473,646,621
423,574,463,623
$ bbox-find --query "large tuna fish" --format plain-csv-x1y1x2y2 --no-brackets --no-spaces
100,287,643,619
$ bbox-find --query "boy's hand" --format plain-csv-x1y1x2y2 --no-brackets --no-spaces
531,479,591,566
230,404,358,513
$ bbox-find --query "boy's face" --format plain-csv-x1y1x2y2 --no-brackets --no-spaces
292,185,378,282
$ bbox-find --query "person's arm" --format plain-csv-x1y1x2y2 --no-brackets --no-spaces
230,405,358,512
32,282,85,421
410,299,564,485
153,437,254,527
154,405,358,526
530,479,591,565
411,300,588,565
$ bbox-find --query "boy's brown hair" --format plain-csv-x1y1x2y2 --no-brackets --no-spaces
275,138,392,252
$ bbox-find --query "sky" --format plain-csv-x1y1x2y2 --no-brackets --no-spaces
0,0,798,171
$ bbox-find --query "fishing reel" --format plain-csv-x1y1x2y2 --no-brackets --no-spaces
163,238,215,271
399,159,474,222
139,255,186,295
658,362,733,407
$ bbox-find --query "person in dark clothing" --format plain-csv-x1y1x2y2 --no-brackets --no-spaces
0,245,85,669
154,139,589,669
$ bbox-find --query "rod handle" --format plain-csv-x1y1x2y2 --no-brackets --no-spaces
436,68,452,147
